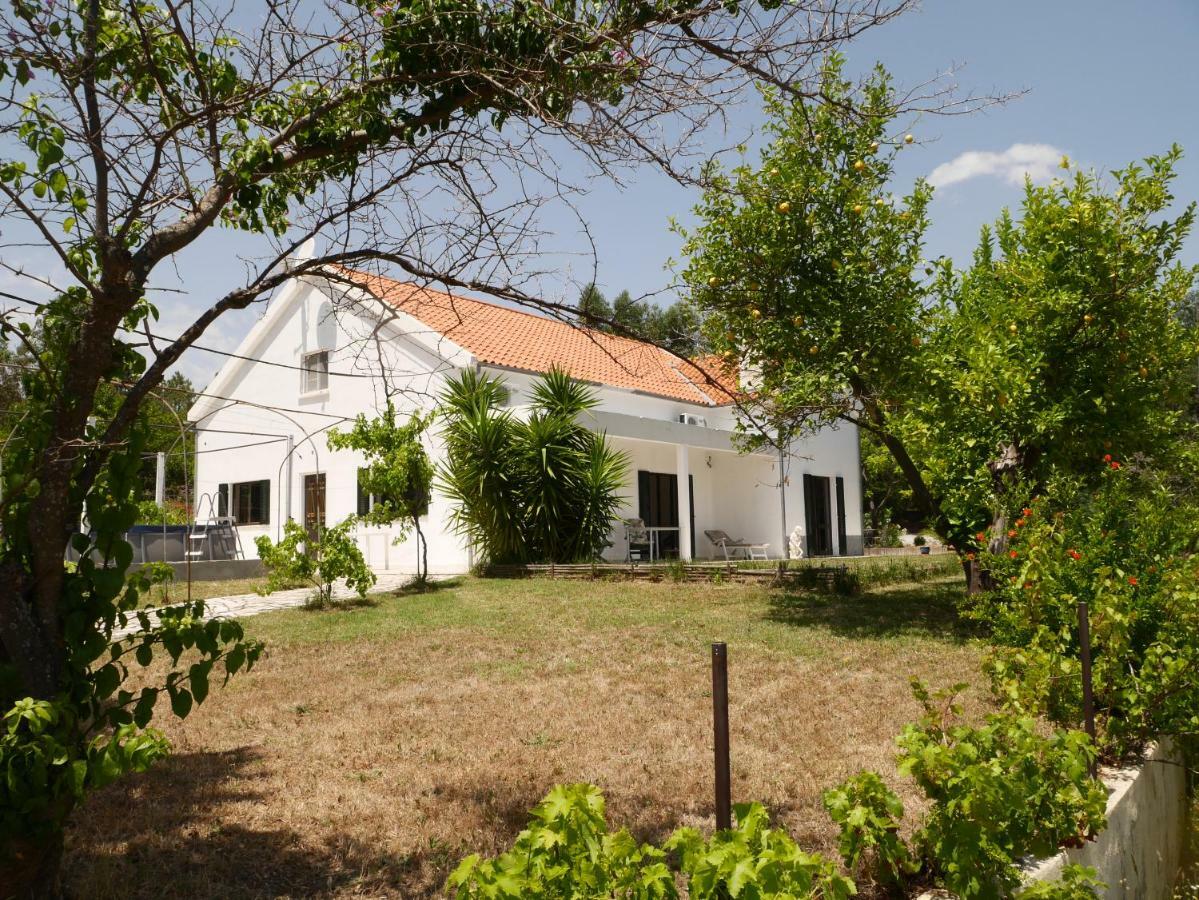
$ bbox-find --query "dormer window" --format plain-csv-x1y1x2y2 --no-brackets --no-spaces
302,350,329,394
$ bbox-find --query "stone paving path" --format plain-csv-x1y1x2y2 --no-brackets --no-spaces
113,571,435,640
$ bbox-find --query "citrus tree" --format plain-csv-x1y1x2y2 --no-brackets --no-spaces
682,58,1197,582
679,56,939,527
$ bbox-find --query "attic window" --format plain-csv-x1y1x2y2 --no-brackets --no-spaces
302,351,329,394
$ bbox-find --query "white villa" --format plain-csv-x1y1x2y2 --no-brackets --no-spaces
187,266,864,572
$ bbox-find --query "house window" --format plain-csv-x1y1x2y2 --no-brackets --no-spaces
220,479,270,525
301,350,329,394
356,468,375,516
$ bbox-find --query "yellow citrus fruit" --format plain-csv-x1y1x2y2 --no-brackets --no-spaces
777,201,791,214
809,345,819,355
853,160,866,172
904,134,914,144
792,315,804,327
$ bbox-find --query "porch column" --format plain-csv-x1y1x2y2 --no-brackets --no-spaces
676,443,692,561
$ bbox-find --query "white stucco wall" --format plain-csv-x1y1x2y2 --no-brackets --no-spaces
190,276,472,573
190,277,865,570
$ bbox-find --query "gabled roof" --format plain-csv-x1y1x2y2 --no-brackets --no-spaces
338,268,737,406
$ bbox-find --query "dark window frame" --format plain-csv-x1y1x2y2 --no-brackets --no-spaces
220,479,270,525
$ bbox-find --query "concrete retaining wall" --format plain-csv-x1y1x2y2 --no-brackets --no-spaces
916,738,1187,900
1023,738,1186,899
145,559,265,583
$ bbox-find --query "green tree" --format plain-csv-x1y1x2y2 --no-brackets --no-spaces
860,431,913,534
439,368,628,565
912,150,1197,561
612,289,648,335
682,57,1197,582
326,404,434,584
577,282,613,326
581,283,707,357
681,58,935,524
646,300,707,357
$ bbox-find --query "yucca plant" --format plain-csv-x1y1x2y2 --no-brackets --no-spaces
438,367,628,565
438,369,527,563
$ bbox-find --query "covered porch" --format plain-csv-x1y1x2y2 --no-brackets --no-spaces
588,410,857,563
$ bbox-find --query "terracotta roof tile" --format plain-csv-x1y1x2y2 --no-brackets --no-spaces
338,268,737,406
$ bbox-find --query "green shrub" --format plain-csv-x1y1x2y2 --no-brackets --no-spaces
667,803,855,900
439,368,628,566
134,499,190,525
914,534,927,547
447,783,676,899
896,681,1106,900
822,771,916,886
449,786,855,900
254,518,376,607
1016,865,1104,899
976,465,1199,759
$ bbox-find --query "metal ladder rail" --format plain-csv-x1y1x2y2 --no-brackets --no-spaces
187,492,218,561
212,515,245,560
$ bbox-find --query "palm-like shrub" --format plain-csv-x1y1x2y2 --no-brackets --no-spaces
439,368,628,565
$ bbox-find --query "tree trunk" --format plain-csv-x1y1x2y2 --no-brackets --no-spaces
414,516,428,586
2,828,66,900
848,381,951,540
962,557,984,595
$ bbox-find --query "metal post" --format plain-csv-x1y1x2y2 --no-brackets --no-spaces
1077,601,1097,777
778,443,789,563
282,434,294,541
711,642,732,831
154,451,166,505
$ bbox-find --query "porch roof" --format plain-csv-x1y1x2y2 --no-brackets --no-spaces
584,410,772,456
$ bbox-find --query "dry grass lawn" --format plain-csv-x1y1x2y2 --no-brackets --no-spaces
65,573,986,898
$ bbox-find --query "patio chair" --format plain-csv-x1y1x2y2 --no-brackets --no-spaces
624,517,651,562
705,529,769,561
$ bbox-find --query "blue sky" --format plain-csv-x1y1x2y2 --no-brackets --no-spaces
12,1,1193,385
571,0,1199,304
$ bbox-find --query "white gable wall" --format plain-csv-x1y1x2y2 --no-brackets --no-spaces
191,277,472,571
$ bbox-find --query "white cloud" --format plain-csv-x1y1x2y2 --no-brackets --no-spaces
928,143,1067,190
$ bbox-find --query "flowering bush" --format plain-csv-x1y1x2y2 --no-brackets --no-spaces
973,462,1199,759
